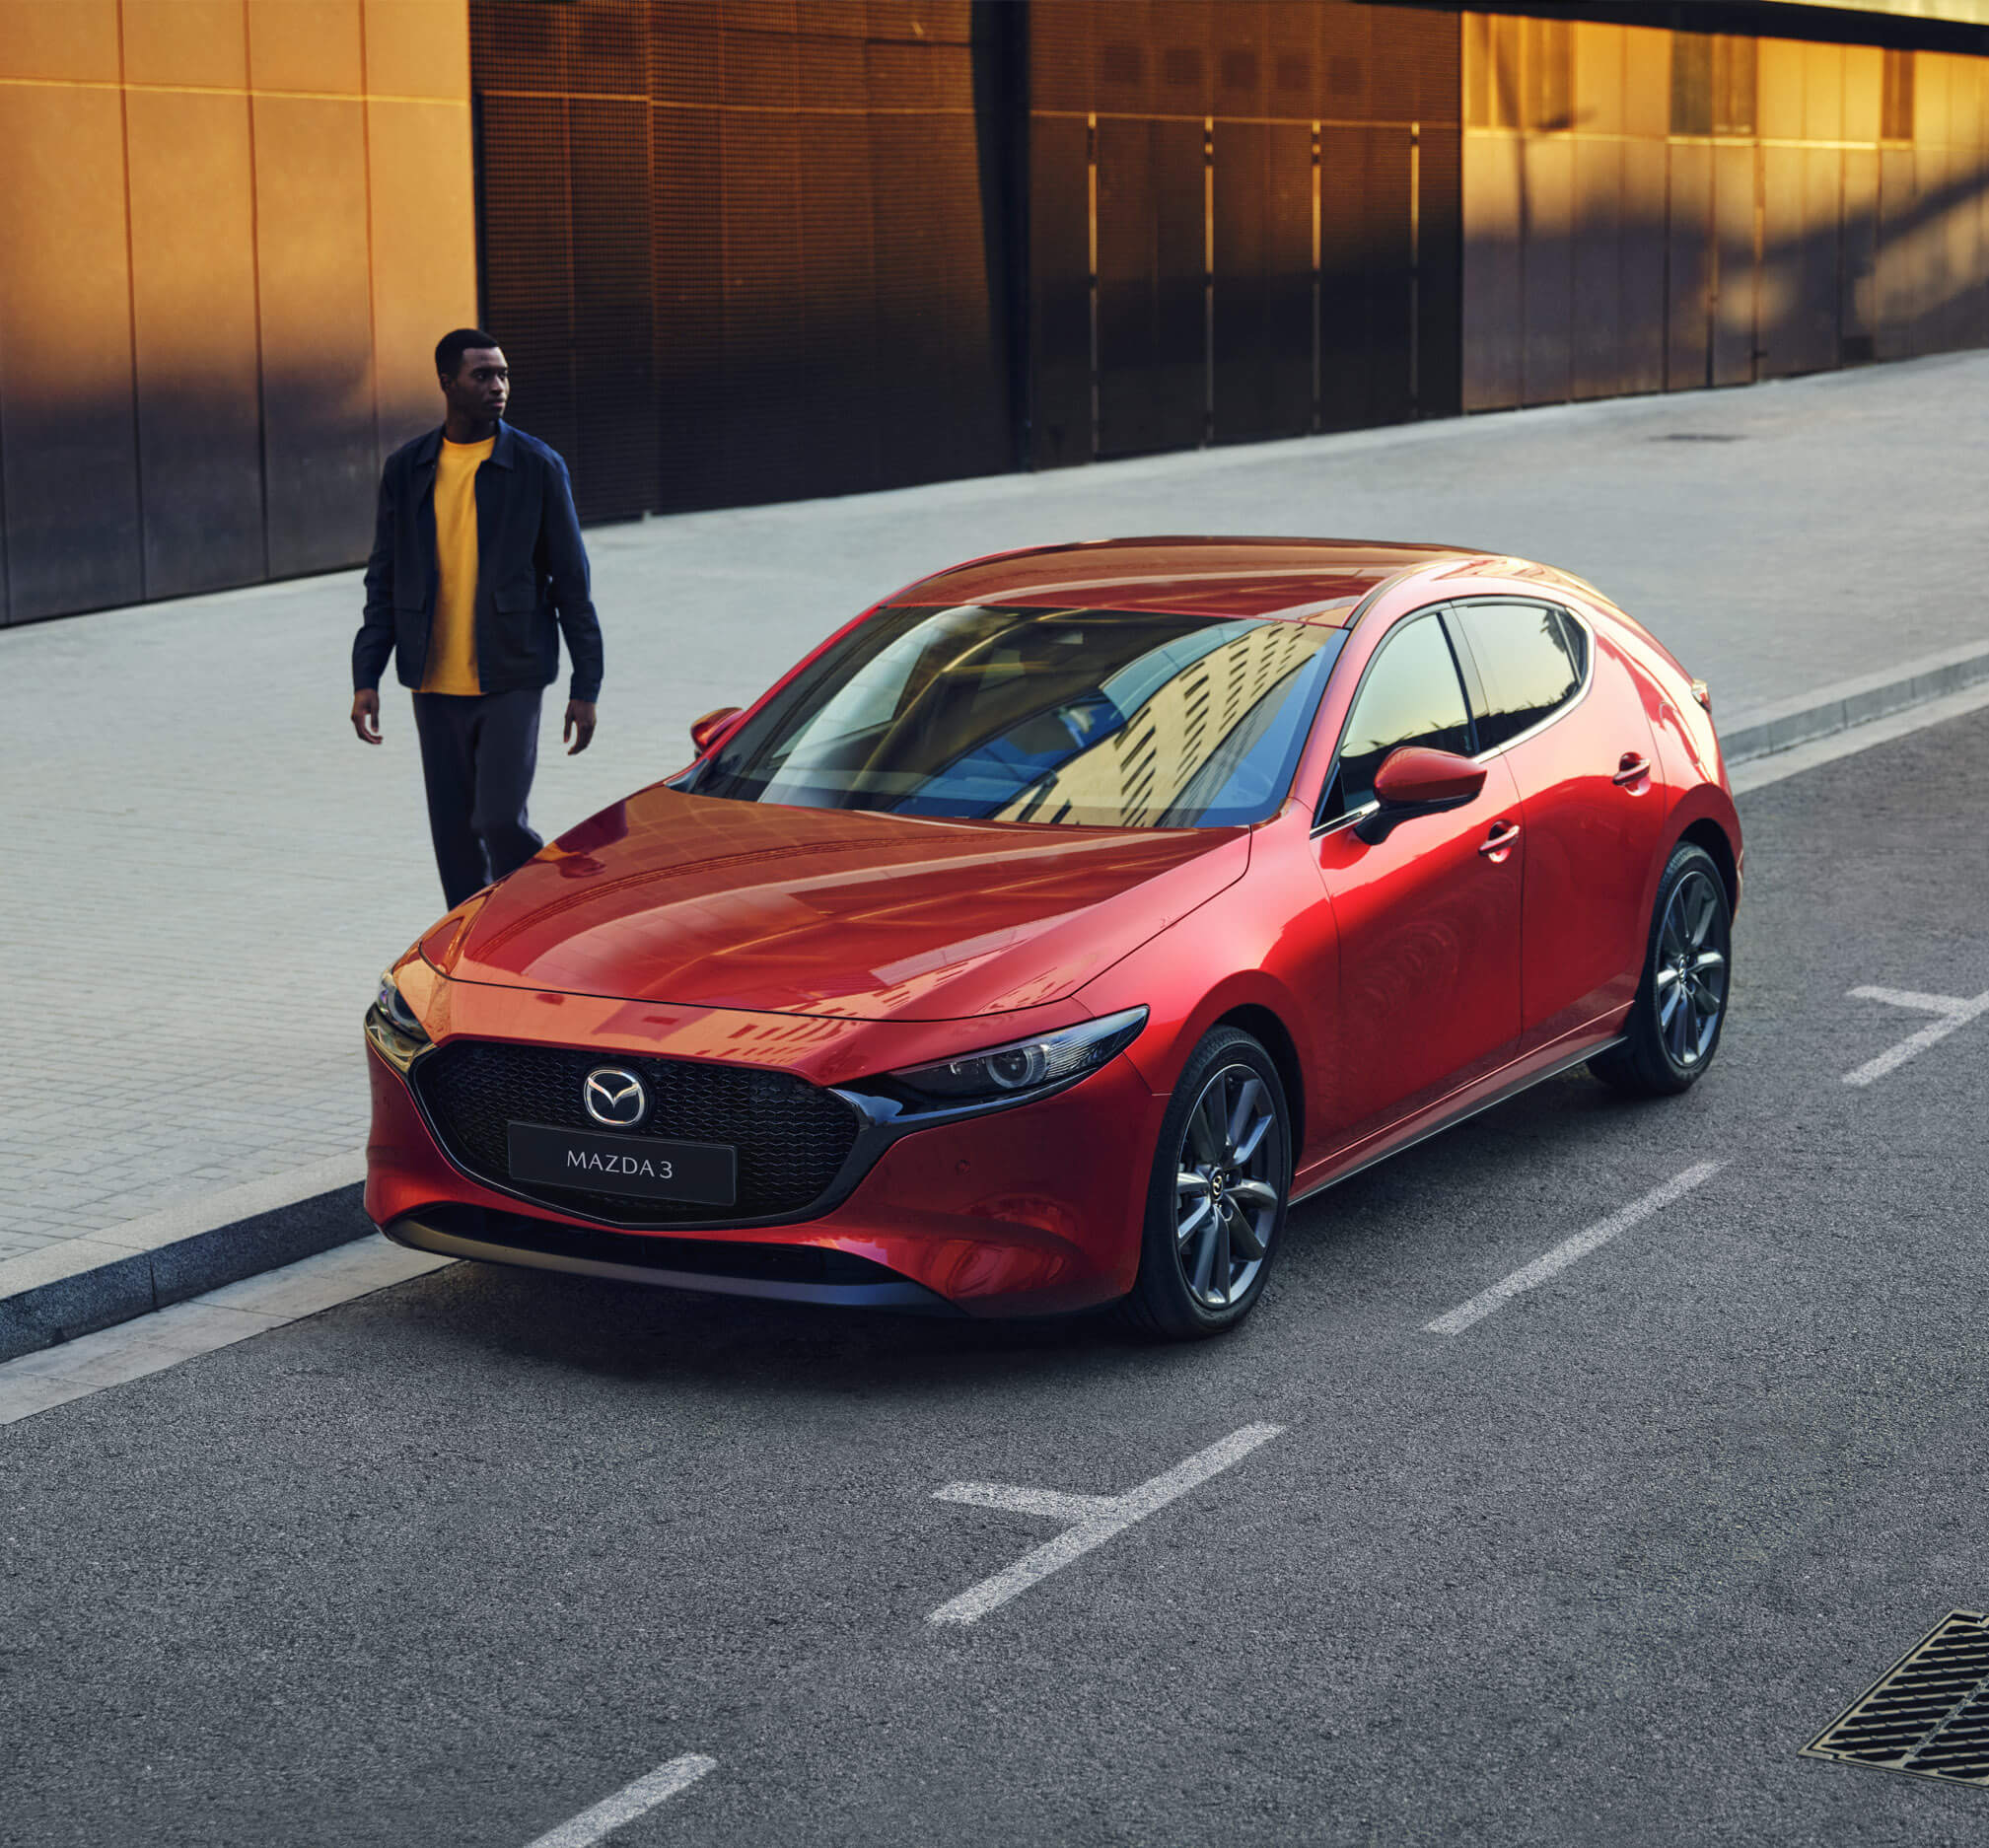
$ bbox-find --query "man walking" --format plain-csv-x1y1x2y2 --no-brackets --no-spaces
350,328,604,909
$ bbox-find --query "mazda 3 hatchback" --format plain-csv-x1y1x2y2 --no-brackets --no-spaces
365,538,1740,1337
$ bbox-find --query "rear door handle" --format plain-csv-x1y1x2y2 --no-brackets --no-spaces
1478,820,1521,858
1612,752,1653,785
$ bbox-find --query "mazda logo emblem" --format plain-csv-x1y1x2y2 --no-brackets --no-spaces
583,1066,648,1128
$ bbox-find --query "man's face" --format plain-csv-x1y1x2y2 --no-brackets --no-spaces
444,346,510,422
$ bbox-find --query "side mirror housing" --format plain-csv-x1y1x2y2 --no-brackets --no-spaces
1354,746,1486,844
690,706,744,754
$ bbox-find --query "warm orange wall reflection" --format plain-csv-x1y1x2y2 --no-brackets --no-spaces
1463,18,1989,409
0,0,475,619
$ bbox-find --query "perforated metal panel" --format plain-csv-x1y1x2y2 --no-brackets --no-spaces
470,0,1011,518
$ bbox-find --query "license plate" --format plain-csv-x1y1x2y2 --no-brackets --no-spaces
507,1121,738,1206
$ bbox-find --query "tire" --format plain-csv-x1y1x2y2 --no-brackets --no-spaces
1120,1028,1293,1340
1590,842,1733,1098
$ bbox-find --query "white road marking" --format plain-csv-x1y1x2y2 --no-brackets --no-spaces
927,1423,1284,1626
1842,985,1989,1087
1425,1161,1726,1336
0,1236,454,1428
521,1754,717,1848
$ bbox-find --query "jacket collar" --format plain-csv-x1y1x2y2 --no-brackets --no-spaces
412,420,517,470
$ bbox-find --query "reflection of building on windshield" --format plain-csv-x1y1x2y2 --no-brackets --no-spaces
995,618,1330,826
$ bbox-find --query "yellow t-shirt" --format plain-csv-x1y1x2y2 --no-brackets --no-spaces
421,435,496,695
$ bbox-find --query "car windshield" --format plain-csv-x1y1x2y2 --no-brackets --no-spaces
678,604,1347,828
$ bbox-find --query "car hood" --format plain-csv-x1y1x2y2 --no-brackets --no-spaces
426,786,1249,1021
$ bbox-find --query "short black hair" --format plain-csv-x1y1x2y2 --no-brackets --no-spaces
436,327,501,381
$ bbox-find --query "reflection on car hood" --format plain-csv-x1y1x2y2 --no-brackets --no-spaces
429,786,1249,1021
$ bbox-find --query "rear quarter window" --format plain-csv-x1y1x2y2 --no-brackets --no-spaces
1455,602,1587,750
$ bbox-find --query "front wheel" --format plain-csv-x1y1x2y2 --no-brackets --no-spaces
1591,842,1733,1098
1120,1028,1292,1340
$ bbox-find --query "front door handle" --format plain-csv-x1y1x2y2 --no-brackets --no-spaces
1478,820,1521,859
1612,752,1653,785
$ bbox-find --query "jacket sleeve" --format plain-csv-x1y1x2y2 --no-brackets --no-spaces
352,462,398,692
543,454,604,703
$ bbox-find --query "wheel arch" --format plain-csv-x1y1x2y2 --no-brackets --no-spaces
1212,1002,1307,1163
1676,816,1740,917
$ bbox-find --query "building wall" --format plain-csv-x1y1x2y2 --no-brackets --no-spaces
469,0,1015,522
0,0,476,624
1462,14,1989,410
1026,0,1462,468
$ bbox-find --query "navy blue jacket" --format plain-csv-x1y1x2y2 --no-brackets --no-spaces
352,421,604,703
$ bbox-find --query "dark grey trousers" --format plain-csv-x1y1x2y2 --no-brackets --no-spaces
411,687,545,910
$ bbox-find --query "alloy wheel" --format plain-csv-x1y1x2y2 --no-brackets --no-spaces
1172,1063,1284,1310
1654,868,1729,1068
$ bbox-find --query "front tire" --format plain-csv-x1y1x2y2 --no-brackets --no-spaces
1590,842,1733,1098
1120,1028,1292,1340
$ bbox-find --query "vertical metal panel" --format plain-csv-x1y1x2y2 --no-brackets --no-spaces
362,0,470,101
367,97,480,459
1571,135,1623,400
1805,41,1845,143
1417,118,1464,419
652,98,723,509
1522,136,1572,404
1461,131,1522,409
571,100,658,519
1618,137,1669,394
1211,119,1311,443
719,107,811,503
1844,45,1883,145
1875,147,1921,358
1711,143,1757,386
1841,148,1881,362
1666,141,1714,391
1029,112,1093,467
1758,145,1804,377
0,83,141,620
1802,147,1845,369
1622,26,1669,140
476,94,579,468
1213,121,1269,443
797,106,882,496
1758,36,1804,143
251,96,379,575
1365,127,1417,427
124,89,265,598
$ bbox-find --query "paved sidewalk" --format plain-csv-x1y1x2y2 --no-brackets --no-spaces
4,351,1988,1280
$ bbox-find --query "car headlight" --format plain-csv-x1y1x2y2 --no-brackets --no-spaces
883,1007,1148,1108
366,969,432,1072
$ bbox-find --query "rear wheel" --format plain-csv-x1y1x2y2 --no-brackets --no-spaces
1121,1028,1292,1340
1591,842,1732,1098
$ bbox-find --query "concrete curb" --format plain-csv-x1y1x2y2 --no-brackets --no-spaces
1720,640,1989,762
0,1159,371,1365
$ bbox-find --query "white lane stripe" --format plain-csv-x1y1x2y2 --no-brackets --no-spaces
1842,986,1989,1087
520,1754,717,1848
1424,1161,1726,1336
927,1423,1284,1626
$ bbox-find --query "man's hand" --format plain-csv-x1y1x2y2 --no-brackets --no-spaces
564,700,598,754
351,688,382,745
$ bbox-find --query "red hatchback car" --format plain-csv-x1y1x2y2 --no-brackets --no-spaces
365,538,1740,1338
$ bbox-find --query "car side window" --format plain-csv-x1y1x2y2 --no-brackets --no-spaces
1454,602,1587,751
1318,611,1473,823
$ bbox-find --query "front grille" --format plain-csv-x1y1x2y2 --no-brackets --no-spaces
1803,1609,1989,1788
414,1039,863,1225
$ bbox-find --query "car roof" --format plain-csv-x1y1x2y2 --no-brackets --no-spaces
887,536,1491,624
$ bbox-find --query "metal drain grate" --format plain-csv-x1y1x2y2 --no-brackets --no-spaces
1802,1609,1989,1788
1652,432,1745,443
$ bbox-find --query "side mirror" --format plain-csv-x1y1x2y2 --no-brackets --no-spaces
1354,746,1486,845
689,706,743,754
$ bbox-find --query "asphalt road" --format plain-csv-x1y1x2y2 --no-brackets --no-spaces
4,711,1988,1848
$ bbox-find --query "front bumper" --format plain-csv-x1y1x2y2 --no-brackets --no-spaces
365,1034,1165,1318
